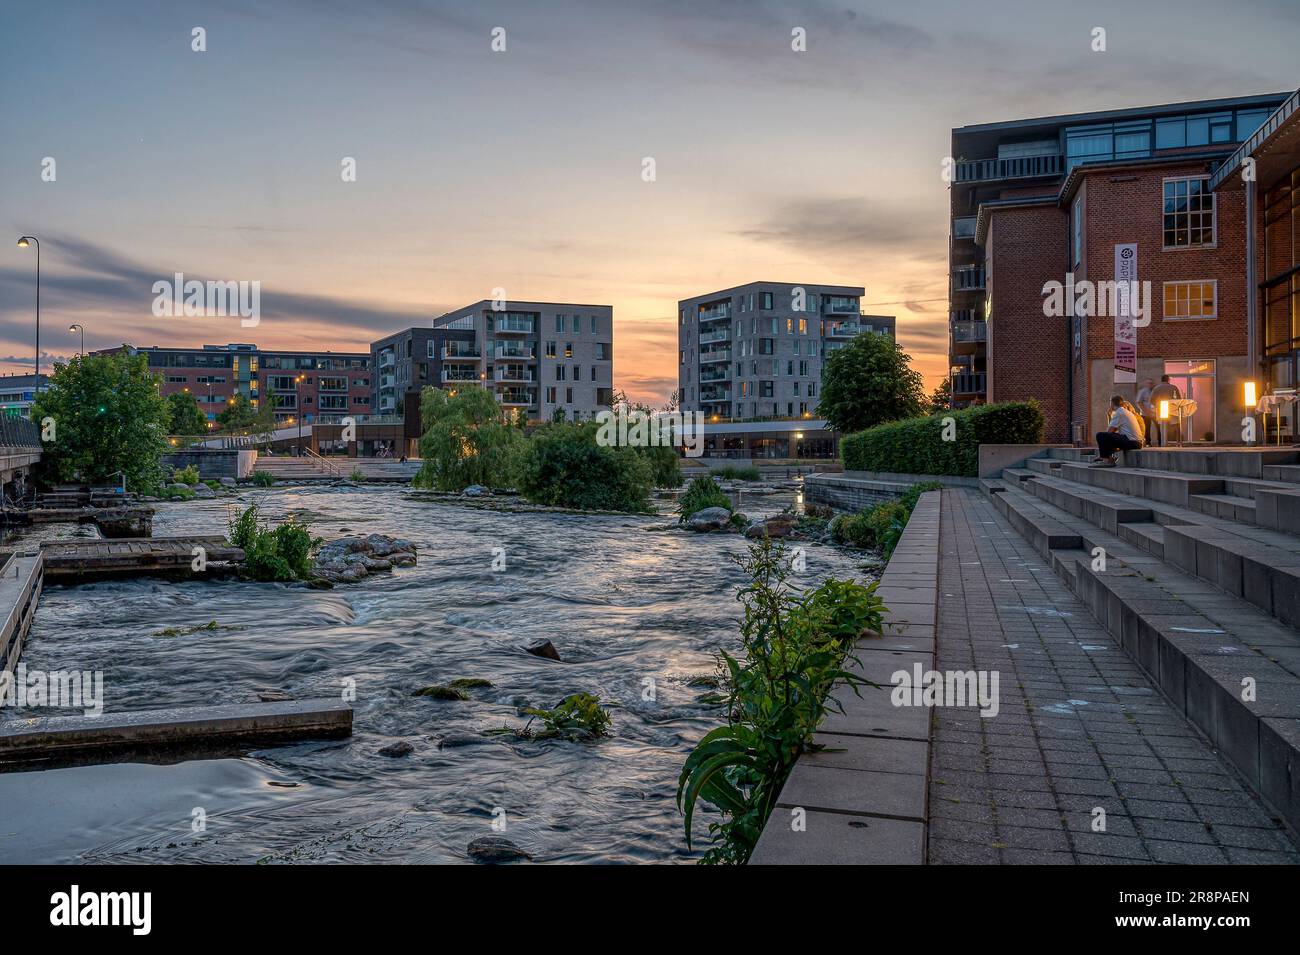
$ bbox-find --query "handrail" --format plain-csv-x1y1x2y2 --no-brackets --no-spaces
302,446,343,478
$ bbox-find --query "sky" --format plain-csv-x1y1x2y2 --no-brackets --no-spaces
1,0,1296,406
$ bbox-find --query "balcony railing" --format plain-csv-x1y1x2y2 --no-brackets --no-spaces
497,388,535,406
699,348,731,362
495,367,535,382
442,344,481,359
821,299,860,314
825,322,868,337
700,391,732,403
952,216,977,240
378,352,395,367
493,345,535,360
953,153,1063,184
699,329,730,344
698,305,731,321
954,266,986,291
699,369,731,382
951,372,986,395
951,308,978,323
492,317,534,334
442,369,479,383
951,320,988,344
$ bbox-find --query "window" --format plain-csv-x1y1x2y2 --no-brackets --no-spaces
566,387,573,404
1163,178,1215,248
596,342,611,361
555,365,567,381
555,315,564,332
785,318,793,334
1163,281,1217,320
573,365,582,381
759,339,774,355
545,341,557,357
546,386,557,403
590,316,598,334
1071,196,1083,267
564,342,573,358
762,292,773,309
759,381,773,398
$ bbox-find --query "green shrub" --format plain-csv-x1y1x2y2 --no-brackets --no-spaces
830,510,875,548
172,465,201,485
251,471,276,487
349,468,365,483
710,464,761,481
677,537,885,863
520,693,612,741
227,503,319,581
515,422,652,512
830,482,942,556
841,401,1044,477
160,484,196,501
866,500,909,557
641,444,683,488
677,476,732,523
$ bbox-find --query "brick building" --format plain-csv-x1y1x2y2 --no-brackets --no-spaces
951,93,1288,443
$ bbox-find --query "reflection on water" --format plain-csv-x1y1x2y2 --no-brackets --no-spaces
10,485,875,863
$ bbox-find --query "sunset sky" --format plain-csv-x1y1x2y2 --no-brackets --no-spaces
2,0,1296,406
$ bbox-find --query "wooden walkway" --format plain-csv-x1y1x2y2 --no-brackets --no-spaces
39,536,244,580
0,553,43,675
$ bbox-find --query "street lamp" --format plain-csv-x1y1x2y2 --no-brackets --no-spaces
295,374,306,455
16,236,39,383
68,324,84,357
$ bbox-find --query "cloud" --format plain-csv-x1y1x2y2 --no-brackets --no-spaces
737,197,946,260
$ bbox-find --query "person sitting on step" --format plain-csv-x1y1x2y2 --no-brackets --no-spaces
1092,394,1146,468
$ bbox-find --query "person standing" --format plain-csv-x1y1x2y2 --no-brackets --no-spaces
1135,378,1158,446
1092,394,1146,467
1148,375,1182,446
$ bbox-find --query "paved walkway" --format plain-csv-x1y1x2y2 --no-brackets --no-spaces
928,488,1299,864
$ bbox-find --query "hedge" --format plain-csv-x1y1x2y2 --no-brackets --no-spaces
840,401,1044,477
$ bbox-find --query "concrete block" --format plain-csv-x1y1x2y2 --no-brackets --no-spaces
749,810,924,865
1259,718,1300,834
775,762,926,820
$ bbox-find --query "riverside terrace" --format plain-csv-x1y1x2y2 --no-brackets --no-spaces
759,444,1300,864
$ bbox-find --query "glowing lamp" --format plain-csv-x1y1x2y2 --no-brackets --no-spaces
1244,381,1257,409
1158,400,1170,421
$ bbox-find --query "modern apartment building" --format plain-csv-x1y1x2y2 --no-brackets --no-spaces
0,373,48,419
420,299,615,422
948,91,1289,442
99,343,371,425
370,326,477,416
677,281,895,420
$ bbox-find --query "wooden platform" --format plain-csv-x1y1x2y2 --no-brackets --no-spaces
39,535,244,580
0,553,43,675
0,699,353,767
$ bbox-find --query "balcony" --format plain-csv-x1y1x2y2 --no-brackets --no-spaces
822,298,860,314
495,366,535,383
700,329,730,344
825,321,869,338
951,372,986,396
442,369,480,383
699,348,731,363
700,390,732,403
953,266,986,292
698,305,731,322
699,369,731,382
952,216,977,240
497,388,536,406
378,351,395,368
493,345,535,361
442,344,481,359
492,316,534,334
951,320,987,344
380,374,395,388
953,153,1063,184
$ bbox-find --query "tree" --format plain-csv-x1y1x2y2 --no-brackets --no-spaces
515,420,653,512
166,390,209,436
216,392,277,434
817,333,925,434
413,386,525,491
926,378,951,415
31,349,171,490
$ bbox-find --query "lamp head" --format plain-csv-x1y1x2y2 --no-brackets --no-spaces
16,237,30,249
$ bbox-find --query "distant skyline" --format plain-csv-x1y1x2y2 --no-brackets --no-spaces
2,0,1296,406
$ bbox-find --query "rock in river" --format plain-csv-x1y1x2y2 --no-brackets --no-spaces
311,533,417,584
467,836,532,863
687,506,732,531
524,639,561,661
378,740,414,757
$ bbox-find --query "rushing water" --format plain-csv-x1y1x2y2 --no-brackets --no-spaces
2,484,875,864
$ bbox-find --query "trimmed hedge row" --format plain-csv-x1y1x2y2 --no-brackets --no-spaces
840,401,1044,477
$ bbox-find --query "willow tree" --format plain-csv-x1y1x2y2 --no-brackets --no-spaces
412,386,525,491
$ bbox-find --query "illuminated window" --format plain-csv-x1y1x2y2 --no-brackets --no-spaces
1163,177,1215,248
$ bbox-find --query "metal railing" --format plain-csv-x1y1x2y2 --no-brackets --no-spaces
954,266,986,291
954,153,1063,184
0,415,41,450
303,446,343,478
951,320,988,343
951,372,987,395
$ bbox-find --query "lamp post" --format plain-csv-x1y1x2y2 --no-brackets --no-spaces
294,374,305,455
68,323,84,358
16,236,39,383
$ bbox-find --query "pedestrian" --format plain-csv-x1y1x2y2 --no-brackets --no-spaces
1148,375,1182,446
1135,377,1158,446
1092,394,1146,468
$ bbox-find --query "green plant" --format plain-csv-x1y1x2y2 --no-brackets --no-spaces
251,471,276,487
349,468,365,482
677,475,732,523
172,465,201,485
866,500,909,557
830,482,942,556
166,390,210,437
841,401,1044,477
710,464,761,481
413,386,526,492
160,484,196,501
514,421,652,512
818,332,926,433
677,537,885,863
227,503,320,581
830,510,875,548
520,693,612,741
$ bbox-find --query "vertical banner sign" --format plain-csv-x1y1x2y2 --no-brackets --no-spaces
1114,243,1138,383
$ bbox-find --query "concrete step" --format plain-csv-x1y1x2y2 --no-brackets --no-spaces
986,483,1300,833
979,478,1006,495
1190,492,1257,522
1000,467,1036,483
1041,460,1225,507
1117,521,1166,556
1046,447,1097,462
1022,473,1155,533
1256,487,1300,536
1263,464,1300,483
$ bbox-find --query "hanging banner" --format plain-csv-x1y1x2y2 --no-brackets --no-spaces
1114,243,1138,383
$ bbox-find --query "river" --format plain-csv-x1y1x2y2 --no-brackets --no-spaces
1,483,876,864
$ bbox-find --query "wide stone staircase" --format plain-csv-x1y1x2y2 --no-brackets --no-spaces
983,446,1300,833
253,455,420,483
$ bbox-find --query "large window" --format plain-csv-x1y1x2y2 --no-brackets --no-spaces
1163,177,1215,248
1163,281,1217,320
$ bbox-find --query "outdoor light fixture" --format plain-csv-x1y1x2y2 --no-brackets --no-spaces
1245,381,1258,409
16,235,40,381
1159,400,1170,421
68,323,84,357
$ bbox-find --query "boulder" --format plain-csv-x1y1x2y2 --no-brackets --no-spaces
193,484,216,499
220,477,238,488
377,740,414,758
524,639,561,661
686,506,732,531
462,484,488,497
312,534,417,584
467,836,531,863
438,731,496,749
